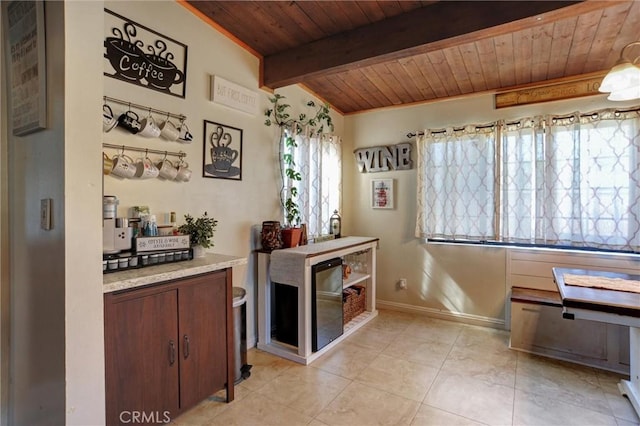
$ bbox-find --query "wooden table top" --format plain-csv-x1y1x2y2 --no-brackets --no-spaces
552,268,640,318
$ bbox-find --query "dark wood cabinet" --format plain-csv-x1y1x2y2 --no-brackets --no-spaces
104,270,234,425
178,273,229,409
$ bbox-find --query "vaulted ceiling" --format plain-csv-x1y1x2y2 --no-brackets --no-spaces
184,1,640,114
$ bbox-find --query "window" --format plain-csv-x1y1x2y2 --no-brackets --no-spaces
282,130,342,238
416,108,640,253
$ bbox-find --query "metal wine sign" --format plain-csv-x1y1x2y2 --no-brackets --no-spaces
354,142,413,173
104,9,188,98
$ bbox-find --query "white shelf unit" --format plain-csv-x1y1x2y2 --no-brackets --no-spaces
257,236,379,365
343,272,368,289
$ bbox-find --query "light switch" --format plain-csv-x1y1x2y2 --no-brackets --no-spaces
40,198,52,230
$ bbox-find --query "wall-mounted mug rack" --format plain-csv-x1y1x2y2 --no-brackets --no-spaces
103,144,191,182
103,96,187,122
102,143,186,159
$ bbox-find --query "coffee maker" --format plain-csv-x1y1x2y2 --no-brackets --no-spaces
103,195,133,254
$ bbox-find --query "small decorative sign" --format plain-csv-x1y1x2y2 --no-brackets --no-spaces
210,75,258,115
3,0,47,135
371,179,394,209
136,235,190,253
495,73,605,109
203,120,243,180
104,9,188,98
354,143,412,173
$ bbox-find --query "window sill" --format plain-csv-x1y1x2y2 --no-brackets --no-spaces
423,238,640,258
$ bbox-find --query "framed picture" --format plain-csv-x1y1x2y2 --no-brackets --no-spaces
371,178,394,209
203,121,242,180
3,0,47,136
104,9,188,98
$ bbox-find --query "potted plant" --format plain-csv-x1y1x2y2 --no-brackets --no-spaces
264,94,333,247
177,212,218,258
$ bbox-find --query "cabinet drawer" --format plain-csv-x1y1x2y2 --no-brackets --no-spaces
511,301,607,360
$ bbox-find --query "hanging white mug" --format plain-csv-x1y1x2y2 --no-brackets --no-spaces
156,158,178,180
110,154,136,179
138,112,161,138
103,104,118,133
134,156,160,179
177,121,193,143
159,118,179,141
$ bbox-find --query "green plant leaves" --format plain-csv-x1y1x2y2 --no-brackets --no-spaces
177,212,218,248
263,94,334,227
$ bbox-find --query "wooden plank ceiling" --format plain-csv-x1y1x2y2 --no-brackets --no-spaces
185,0,640,114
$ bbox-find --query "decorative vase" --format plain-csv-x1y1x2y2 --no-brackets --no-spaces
261,221,282,251
281,227,302,248
192,245,205,258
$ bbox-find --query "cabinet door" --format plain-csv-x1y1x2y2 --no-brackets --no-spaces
105,289,180,425
178,271,229,409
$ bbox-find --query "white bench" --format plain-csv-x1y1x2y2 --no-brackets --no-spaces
510,286,628,373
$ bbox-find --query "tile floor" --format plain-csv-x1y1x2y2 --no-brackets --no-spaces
172,309,640,426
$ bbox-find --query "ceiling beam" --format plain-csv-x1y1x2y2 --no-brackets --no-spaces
262,1,614,89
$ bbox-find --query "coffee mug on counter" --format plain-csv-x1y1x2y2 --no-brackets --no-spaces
134,155,160,179
159,118,179,141
138,112,161,138
118,110,142,134
111,153,136,178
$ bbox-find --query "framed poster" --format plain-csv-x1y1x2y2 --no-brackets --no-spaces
104,9,188,98
3,0,47,135
371,178,394,209
203,121,242,181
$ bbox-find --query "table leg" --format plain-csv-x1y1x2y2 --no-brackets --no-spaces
619,326,640,417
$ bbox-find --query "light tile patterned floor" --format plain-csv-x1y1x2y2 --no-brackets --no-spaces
172,309,639,426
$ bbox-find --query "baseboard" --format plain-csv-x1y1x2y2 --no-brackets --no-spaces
248,333,257,349
376,299,506,330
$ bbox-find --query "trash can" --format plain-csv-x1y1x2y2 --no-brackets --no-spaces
232,287,252,383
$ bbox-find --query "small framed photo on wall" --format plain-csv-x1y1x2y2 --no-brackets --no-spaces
203,120,242,180
371,178,394,209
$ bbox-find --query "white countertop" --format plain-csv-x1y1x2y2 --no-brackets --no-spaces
103,253,247,293
273,236,379,258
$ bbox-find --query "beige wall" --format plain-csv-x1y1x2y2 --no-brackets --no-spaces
2,2,105,424
4,2,67,424
64,2,106,424
343,92,640,327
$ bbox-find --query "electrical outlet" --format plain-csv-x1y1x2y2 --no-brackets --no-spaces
40,198,52,230
398,278,407,290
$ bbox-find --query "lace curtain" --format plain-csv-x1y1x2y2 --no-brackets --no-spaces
282,129,342,238
415,108,640,252
415,124,497,240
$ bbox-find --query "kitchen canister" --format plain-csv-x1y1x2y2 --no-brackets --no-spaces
261,221,282,251
103,195,118,219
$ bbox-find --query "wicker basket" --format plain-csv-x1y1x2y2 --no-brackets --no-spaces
343,285,366,324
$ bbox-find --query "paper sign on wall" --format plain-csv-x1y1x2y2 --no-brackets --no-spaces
210,75,258,115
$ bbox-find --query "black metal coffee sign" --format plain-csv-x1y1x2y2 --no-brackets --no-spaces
104,9,188,98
